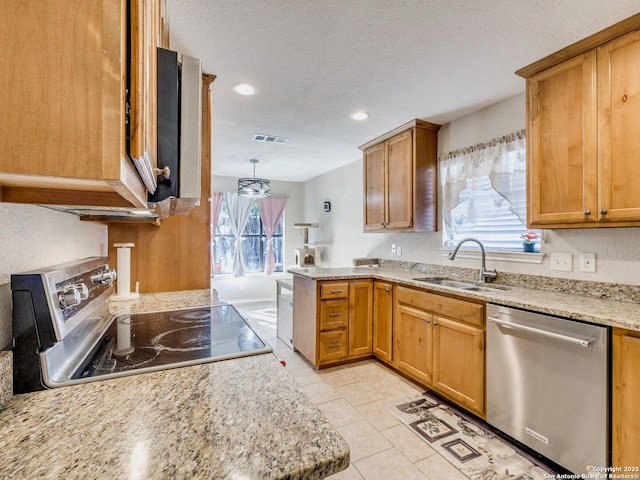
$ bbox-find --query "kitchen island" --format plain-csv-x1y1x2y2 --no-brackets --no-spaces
0,290,349,479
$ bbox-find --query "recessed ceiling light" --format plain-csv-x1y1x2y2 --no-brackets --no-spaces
350,111,370,121
232,83,258,95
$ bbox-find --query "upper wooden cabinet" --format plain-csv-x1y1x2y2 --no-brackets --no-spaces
0,0,167,208
519,14,640,228
360,119,440,232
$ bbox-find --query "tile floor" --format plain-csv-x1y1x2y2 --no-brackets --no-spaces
232,301,471,480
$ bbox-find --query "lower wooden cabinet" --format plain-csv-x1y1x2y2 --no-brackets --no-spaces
394,302,433,386
292,277,372,367
613,328,640,467
394,285,485,417
432,316,484,416
372,281,393,362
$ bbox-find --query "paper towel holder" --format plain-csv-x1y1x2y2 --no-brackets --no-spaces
109,242,141,302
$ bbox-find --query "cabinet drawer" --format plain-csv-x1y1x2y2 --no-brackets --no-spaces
320,299,348,330
396,286,484,327
320,282,349,299
318,329,348,364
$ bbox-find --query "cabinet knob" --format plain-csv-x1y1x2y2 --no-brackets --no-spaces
155,166,171,179
433,321,438,326
622,94,628,102
583,210,591,216
385,288,391,293
424,319,430,324
600,208,608,215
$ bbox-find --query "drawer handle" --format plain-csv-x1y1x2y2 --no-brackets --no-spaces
330,289,343,293
329,312,342,317
328,343,341,348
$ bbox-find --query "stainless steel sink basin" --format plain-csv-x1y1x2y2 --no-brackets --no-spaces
412,277,506,292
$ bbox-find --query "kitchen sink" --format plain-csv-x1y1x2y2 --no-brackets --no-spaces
412,277,506,292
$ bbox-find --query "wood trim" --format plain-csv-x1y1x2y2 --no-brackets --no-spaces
516,13,640,78
358,118,440,151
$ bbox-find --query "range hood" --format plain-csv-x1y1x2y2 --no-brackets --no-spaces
44,48,203,222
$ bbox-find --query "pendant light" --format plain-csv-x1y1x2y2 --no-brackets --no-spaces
238,159,271,197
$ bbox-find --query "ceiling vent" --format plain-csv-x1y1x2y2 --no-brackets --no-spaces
252,133,289,144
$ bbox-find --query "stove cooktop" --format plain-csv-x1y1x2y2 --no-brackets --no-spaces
72,304,271,381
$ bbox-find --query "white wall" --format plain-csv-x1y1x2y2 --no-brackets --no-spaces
0,204,107,349
303,93,640,286
210,175,304,301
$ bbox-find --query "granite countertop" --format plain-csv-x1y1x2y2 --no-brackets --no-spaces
0,290,349,479
289,266,640,332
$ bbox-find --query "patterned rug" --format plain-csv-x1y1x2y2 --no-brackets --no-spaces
389,393,556,480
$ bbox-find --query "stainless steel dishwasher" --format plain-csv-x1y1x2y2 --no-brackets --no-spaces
486,304,609,474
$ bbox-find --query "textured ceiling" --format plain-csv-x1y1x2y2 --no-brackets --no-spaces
169,0,639,182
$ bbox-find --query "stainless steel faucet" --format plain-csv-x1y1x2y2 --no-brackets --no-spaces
448,238,498,283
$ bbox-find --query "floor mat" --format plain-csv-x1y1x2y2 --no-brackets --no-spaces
388,392,556,480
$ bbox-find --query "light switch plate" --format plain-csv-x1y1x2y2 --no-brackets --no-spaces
550,252,573,272
580,253,596,273
396,246,402,256
391,244,397,254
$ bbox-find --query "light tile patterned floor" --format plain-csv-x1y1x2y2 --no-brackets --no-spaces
233,301,470,480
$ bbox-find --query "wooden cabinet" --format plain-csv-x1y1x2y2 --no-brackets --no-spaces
0,0,166,208
612,328,640,468
394,302,433,386
372,281,393,363
360,119,440,232
292,277,373,367
394,285,485,417
519,17,640,228
432,316,484,416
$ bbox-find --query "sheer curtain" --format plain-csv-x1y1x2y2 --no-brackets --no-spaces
257,196,287,275
440,130,527,249
223,192,253,277
210,193,224,277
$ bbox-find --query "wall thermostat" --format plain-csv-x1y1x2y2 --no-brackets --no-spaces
323,201,331,213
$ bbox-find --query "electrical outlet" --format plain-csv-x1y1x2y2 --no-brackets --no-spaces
391,244,397,254
550,252,573,272
396,245,402,256
580,253,596,273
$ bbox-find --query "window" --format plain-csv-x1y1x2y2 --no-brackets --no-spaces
214,199,284,275
441,130,534,251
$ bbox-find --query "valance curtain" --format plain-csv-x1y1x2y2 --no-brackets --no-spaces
440,130,526,233
209,193,224,277
257,196,287,275
223,192,253,277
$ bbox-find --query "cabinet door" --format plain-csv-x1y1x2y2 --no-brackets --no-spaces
432,316,484,417
527,52,598,226
363,143,386,230
385,130,414,229
394,303,432,385
597,30,640,223
373,281,393,363
129,0,159,183
348,280,373,358
613,332,640,467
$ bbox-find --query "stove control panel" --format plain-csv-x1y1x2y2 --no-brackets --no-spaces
55,265,115,322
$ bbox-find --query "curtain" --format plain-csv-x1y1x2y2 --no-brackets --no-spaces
440,130,526,232
210,193,224,277
223,192,253,277
257,196,287,275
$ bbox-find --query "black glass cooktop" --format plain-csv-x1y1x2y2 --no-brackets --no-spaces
72,305,269,380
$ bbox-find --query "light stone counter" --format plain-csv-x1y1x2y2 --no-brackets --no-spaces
0,290,349,479
289,265,640,332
